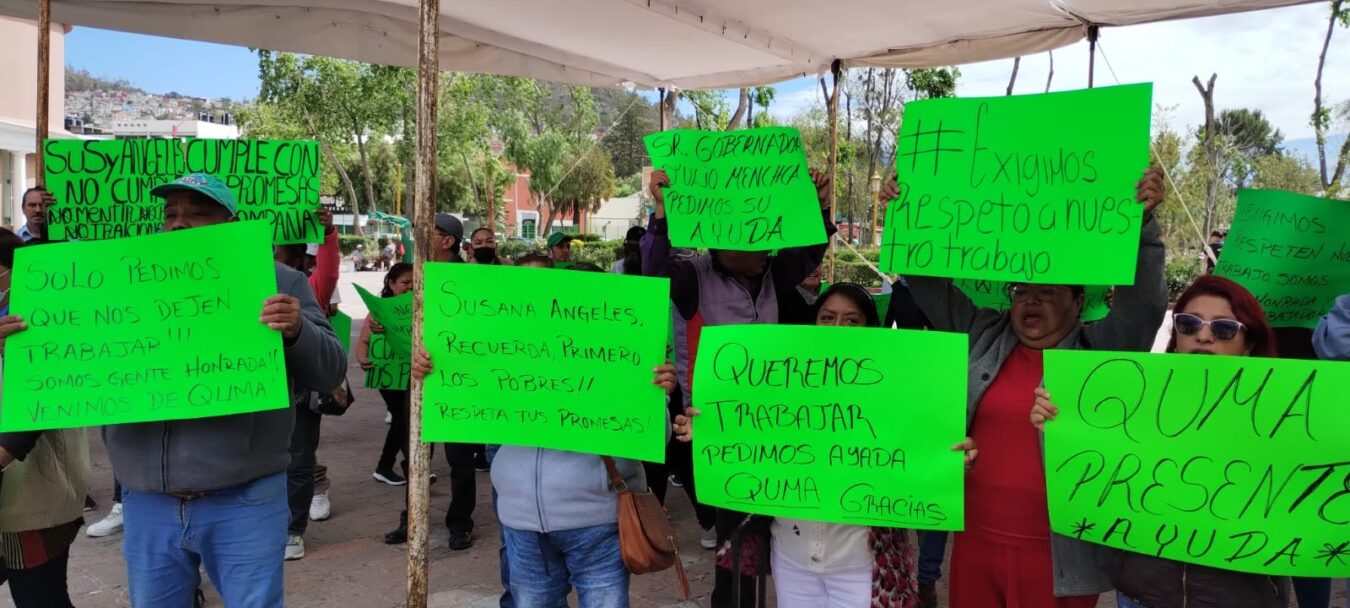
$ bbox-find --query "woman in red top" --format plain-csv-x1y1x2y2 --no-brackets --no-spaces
881,168,1170,608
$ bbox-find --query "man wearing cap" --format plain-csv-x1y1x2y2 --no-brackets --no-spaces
84,173,343,606
546,232,573,268
382,211,478,551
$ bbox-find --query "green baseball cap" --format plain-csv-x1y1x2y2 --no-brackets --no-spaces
151,173,238,216
546,232,573,248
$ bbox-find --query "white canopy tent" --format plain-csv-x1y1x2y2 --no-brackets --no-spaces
0,0,1319,89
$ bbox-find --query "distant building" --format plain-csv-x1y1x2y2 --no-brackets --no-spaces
107,119,240,139
589,194,644,240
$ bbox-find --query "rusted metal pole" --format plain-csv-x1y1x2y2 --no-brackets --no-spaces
36,0,51,186
407,0,438,602
826,60,842,282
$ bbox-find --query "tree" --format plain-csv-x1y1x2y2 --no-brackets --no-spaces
1312,0,1350,192
748,86,777,128
1216,108,1283,157
600,92,657,178
554,145,616,229
1192,74,1222,239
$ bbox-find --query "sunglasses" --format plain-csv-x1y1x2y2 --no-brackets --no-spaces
1173,313,1246,341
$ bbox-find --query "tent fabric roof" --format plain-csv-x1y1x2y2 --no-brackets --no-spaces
0,0,1316,89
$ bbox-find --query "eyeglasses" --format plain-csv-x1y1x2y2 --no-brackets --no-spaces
1173,313,1246,341
1007,284,1067,303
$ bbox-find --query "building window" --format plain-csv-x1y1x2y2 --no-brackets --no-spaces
521,219,537,240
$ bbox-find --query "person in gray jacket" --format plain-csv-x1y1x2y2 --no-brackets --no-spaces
6,173,345,608
1312,292,1350,608
879,167,1168,608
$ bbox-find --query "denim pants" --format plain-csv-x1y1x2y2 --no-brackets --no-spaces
918,531,948,585
1116,595,1145,608
502,523,628,608
487,445,514,608
123,473,288,608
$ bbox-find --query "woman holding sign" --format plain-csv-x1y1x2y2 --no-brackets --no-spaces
880,168,1169,608
671,283,979,608
1033,275,1291,608
360,263,415,487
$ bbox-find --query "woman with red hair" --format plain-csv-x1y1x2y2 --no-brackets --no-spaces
1033,275,1290,608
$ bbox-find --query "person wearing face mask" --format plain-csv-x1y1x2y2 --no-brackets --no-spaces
879,168,1168,608
468,227,503,265
672,282,977,608
1033,275,1290,608
0,229,89,608
644,165,834,608
0,174,346,607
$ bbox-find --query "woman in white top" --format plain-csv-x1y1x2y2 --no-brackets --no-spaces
673,283,978,608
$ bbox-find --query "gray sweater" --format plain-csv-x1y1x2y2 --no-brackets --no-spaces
491,446,648,533
907,216,1168,597
104,262,347,493
1313,293,1350,361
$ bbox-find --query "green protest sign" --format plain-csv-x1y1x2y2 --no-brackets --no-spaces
44,138,322,244
953,279,1111,322
644,127,825,251
1044,349,1350,577
0,221,287,431
354,286,412,360
365,332,409,390
880,84,1152,284
692,324,967,528
332,311,353,353
1215,189,1350,329
421,264,670,461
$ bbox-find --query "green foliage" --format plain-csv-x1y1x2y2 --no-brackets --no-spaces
1165,256,1204,301
905,68,961,100
338,234,376,255
612,173,642,198
66,67,139,93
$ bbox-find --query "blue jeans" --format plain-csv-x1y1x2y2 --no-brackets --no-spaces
487,445,514,608
502,523,628,608
1117,595,1146,608
123,473,288,608
918,531,948,585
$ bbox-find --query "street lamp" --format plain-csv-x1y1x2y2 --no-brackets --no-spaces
868,172,882,247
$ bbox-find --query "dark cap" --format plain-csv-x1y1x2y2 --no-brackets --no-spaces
435,213,464,240
547,232,574,248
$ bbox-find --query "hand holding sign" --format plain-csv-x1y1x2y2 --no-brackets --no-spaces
0,315,27,351
259,295,302,339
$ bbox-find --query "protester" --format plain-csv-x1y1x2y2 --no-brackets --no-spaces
612,226,646,274
644,165,833,608
547,232,574,267
1312,292,1350,608
382,214,477,551
410,343,678,607
468,227,503,265
1,173,348,607
359,263,414,487
276,207,345,559
776,264,822,325
672,282,978,608
16,187,53,243
879,167,1168,608
0,230,88,608
568,261,603,272
1033,275,1289,608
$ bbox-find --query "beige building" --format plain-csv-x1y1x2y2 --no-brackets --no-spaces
0,15,71,230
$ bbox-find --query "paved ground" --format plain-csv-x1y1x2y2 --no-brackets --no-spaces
8,270,1346,607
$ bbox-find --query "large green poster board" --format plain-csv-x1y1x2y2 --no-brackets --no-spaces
644,127,825,251
953,279,1111,322
880,84,1153,285
1044,349,1350,577
365,333,410,391
44,138,322,244
0,221,287,431
354,286,412,359
332,311,353,353
421,264,670,461
692,324,968,528
1215,189,1350,329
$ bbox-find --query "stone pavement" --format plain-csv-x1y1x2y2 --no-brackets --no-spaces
8,271,1343,608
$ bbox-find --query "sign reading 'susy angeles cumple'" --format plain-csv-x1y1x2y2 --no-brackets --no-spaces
693,324,968,529
421,264,670,461
1216,189,1350,329
0,221,287,431
881,84,1153,285
644,127,825,251
44,138,322,244
1044,350,1350,577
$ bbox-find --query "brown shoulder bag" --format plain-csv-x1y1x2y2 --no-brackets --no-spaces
600,456,690,599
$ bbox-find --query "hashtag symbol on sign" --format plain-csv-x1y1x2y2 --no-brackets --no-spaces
897,119,964,176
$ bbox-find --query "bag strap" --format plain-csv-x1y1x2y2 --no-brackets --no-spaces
599,456,629,493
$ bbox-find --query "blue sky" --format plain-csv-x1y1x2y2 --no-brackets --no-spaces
66,2,1349,143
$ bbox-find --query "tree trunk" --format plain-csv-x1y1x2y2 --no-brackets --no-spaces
1313,0,1344,189
301,109,363,235
355,127,379,218
1007,56,1021,96
460,150,482,209
572,199,582,229
1193,74,1220,240
484,163,497,231
727,88,750,130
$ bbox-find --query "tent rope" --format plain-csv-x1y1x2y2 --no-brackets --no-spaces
536,91,646,222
